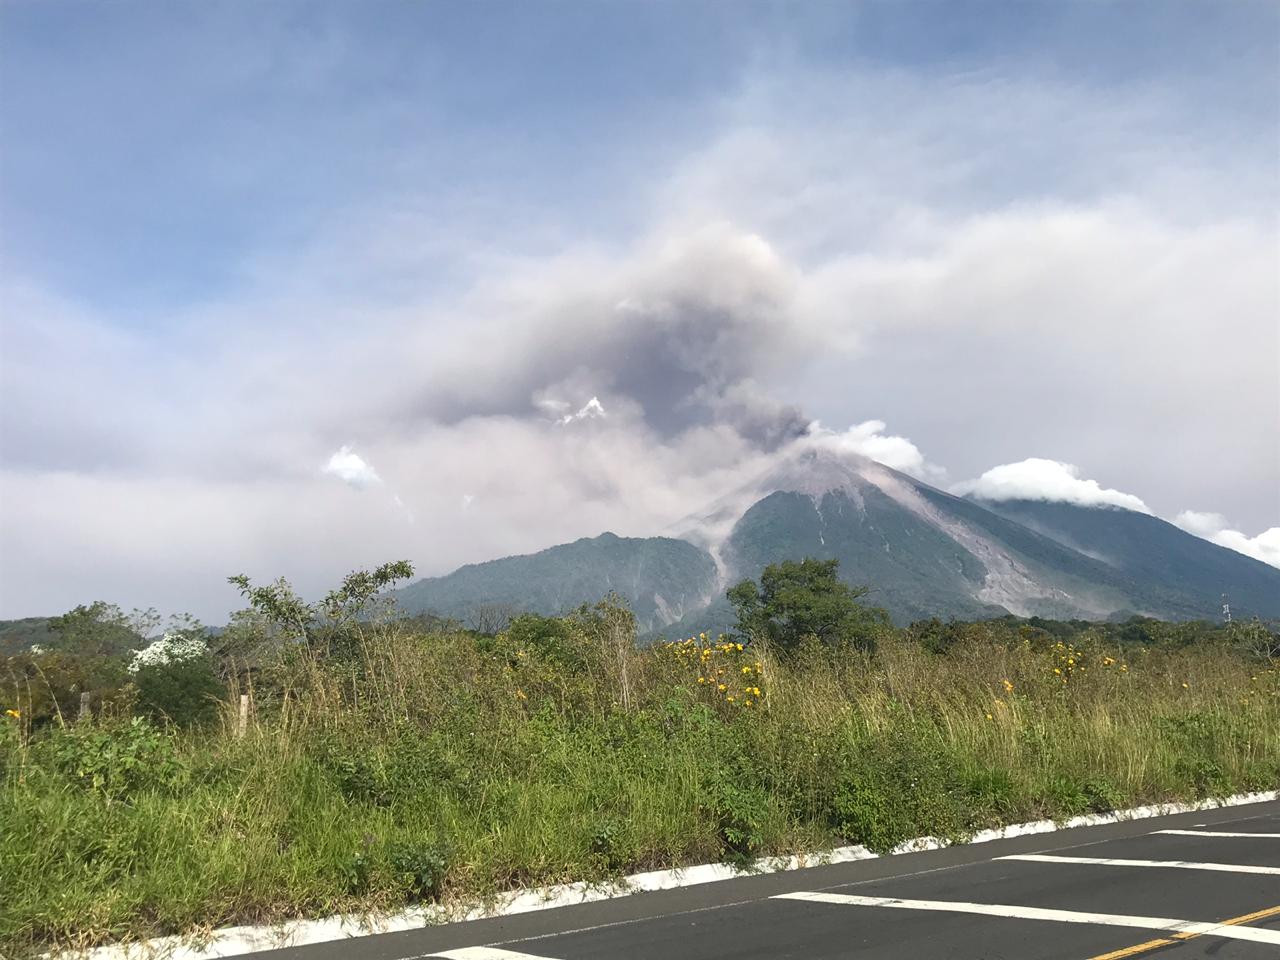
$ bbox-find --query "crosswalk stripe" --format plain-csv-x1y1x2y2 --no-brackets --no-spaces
996,853,1280,875
434,948,565,959
772,892,1280,945
1154,829,1280,838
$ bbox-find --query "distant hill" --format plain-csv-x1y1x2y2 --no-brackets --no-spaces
392,533,718,633
0,618,53,656
392,446,1280,634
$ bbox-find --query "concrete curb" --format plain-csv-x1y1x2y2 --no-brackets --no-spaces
59,789,1279,960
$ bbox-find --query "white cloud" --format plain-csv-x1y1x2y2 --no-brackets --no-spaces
322,446,381,489
809,420,944,482
952,458,1151,513
1173,511,1280,569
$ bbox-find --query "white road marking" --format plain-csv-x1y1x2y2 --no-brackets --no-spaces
1154,829,1280,838
997,853,1280,875
772,892,1280,945
434,949,565,960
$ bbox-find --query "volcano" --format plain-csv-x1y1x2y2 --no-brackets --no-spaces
394,446,1280,632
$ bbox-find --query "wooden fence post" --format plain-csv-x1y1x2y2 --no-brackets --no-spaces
236,693,250,739
78,691,91,722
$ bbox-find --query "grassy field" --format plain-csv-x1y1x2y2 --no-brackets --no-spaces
2,619,1277,955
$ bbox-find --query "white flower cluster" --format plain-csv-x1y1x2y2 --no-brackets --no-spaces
128,633,208,674
29,644,44,655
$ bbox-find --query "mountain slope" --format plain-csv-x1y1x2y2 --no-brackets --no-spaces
392,446,1280,633
972,498,1280,620
393,533,718,633
0,617,53,656
681,448,1144,625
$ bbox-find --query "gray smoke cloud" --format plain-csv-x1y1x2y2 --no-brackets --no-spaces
409,225,813,452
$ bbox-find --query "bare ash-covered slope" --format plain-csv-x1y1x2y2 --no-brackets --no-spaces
974,497,1280,621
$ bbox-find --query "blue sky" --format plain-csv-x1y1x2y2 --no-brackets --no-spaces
2,1,1277,618
7,2,1274,314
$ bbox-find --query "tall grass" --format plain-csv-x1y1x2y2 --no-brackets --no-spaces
2,623,1276,955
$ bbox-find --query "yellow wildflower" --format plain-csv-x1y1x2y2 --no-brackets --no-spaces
4,709,18,719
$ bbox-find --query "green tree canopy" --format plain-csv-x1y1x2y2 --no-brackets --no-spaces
228,559,414,659
727,558,888,655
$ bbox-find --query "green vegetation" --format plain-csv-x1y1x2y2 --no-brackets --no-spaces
728,557,887,653
393,533,719,634
1,561,1277,956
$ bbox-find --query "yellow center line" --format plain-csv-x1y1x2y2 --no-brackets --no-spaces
1087,904,1280,960
1088,938,1175,960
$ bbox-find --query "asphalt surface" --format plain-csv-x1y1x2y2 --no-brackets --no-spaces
263,799,1280,960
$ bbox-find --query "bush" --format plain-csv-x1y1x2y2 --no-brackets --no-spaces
832,723,970,852
504,614,588,672
702,773,770,864
388,840,450,901
38,717,186,799
133,656,224,727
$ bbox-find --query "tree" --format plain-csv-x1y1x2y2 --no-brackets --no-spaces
467,603,517,636
907,616,966,656
1235,618,1280,663
727,558,887,655
228,560,414,659
129,635,224,727
46,602,150,658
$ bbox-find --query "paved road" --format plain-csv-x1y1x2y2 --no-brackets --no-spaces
264,799,1280,960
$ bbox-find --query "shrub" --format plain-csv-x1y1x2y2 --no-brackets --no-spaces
38,717,186,799
388,839,449,901
132,654,224,727
832,723,970,852
702,773,770,864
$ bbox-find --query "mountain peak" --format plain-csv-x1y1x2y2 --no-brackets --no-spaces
669,444,903,560
751,445,882,499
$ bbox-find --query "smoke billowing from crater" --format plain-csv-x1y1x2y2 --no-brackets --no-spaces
410,225,815,454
